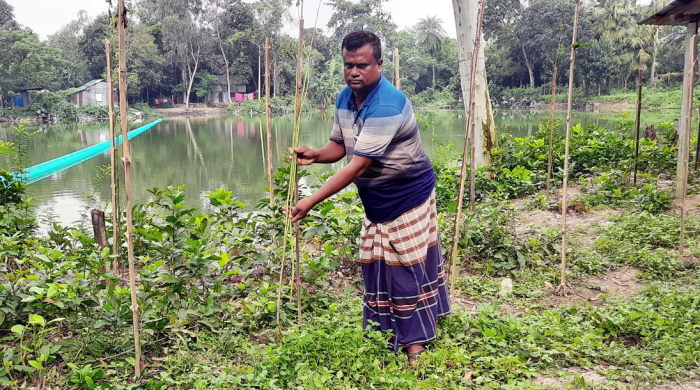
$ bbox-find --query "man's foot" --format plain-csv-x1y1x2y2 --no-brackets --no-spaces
406,345,427,366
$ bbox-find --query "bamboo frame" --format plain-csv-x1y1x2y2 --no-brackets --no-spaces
560,0,581,296
106,39,119,273
634,50,645,184
265,38,274,215
680,35,696,256
449,0,486,301
546,65,557,194
117,0,141,376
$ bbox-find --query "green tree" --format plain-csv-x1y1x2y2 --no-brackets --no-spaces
0,30,67,104
416,16,446,87
0,0,18,31
326,0,397,49
78,13,111,80
47,10,92,89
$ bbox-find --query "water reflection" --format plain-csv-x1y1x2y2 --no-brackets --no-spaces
0,109,683,228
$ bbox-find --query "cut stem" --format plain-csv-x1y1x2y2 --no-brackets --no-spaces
546,65,557,194
634,50,644,184
117,0,140,376
560,0,581,296
105,39,120,273
449,0,486,301
680,35,696,256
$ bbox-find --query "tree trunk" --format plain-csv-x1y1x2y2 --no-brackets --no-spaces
452,0,497,167
216,25,232,104
185,44,200,110
678,22,698,196
519,40,535,89
651,27,659,88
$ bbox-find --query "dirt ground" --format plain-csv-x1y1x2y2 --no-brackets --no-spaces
533,368,700,389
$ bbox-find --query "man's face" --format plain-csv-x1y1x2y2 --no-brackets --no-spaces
342,43,383,95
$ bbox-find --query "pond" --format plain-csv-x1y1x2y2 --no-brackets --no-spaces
0,109,682,227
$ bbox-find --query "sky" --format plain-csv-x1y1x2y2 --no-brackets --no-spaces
8,0,458,41
9,0,660,41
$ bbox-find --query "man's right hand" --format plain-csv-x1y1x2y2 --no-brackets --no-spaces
289,146,317,165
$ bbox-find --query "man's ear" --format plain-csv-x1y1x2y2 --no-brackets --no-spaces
377,58,383,71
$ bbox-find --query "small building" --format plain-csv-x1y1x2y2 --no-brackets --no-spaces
206,75,252,104
13,88,45,108
73,79,117,108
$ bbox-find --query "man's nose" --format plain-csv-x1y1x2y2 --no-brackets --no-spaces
350,67,360,77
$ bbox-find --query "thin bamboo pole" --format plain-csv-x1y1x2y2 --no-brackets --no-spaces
106,39,119,273
448,0,486,302
546,65,557,194
265,38,274,215
293,19,304,327
560,0,581,296
695,107,700,172
680,35,696,256
117,0,141,376
394,48,400,90
634,50,645,184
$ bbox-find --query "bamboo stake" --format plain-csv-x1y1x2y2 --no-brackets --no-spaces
634,50,645,184
449,0,486,302
560,0,581,296
695,107,700,172
117,0,141,376
680,35,696,256
394,48,400,90
265,38,274,215
293,19,304,327
546,65,557,194
106,39,119,273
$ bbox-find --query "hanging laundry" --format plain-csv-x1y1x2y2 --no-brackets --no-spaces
235,93,243,102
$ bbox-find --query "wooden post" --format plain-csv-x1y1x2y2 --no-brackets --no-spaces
294,18,304,326
546,65,557,193
680,35,696,256
265,38,274,215
559,0,581,296
449,0,486,301
117,0,141,376
634,50,644,184
394,48,400,90
678,22,698,196
105,39,120,273
91,209,109,249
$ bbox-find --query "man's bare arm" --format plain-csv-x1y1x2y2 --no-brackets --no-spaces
290,155,372,222
293,141,346,165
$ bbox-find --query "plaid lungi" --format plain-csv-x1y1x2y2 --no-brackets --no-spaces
360,190,451,351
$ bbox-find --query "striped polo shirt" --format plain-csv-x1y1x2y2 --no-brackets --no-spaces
330,75,435,223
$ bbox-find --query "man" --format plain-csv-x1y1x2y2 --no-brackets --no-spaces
289,31,451,365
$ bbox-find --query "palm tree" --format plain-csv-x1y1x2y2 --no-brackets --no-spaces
416,15,446,86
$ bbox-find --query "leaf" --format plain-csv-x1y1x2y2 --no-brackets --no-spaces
343,285,356,296
29,314,45,326
85,376,95,389
51,250,61,260
0,311,4,325
28,360,43,370
11,324,25,335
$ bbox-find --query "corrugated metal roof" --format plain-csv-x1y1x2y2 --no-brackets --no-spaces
639,0,700,26
74,79,104,92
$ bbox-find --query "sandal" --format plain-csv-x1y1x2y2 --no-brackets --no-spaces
406,347,428,365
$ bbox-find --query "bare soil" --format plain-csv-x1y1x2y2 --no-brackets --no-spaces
540,266,642,308
533,369,700,389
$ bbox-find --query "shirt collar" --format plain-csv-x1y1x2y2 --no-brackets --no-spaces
347,75,384,112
